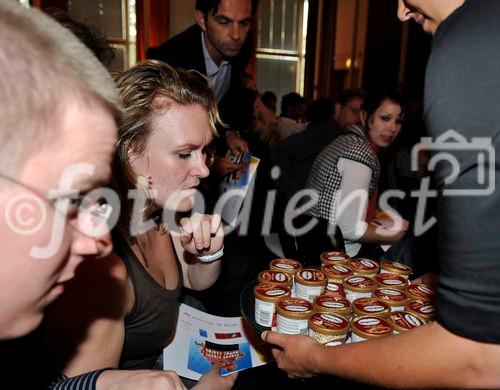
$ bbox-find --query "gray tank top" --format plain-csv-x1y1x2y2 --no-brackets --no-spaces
113,231,182,369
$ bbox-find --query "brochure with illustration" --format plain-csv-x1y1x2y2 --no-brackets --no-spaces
163,304,272,380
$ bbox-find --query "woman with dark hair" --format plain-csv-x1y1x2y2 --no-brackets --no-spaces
304,92,408,257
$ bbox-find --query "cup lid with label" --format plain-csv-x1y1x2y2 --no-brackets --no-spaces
324,282,346,297
380,260,412,276
352,316,393,339
352,297,391,318
320,251,350,265
343,275,377,292
323,264,353,280
309,312,350,335
254,284,291,303
313,295,351,314
258,270,292,288
295,269,327,286
276,297,314,319
406,299,435,322
389,311,426,332
375,273,409,290
373,287,408,306
269,258,302,274
406,283,437,301
349,258,380,274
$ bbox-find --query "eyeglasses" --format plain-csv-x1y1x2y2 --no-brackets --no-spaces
344,104,363,116
0,171,113,242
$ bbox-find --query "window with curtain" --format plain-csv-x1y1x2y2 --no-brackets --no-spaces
256,0,308,107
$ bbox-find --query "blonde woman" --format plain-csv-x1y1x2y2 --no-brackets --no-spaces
44,61,236,389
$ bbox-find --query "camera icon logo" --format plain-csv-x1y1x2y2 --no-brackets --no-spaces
411,129,495,196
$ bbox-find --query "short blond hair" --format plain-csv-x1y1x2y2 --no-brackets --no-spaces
113,60,220,228
0,1,123,175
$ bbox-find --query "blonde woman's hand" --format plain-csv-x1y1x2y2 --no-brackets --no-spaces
179,213,224,255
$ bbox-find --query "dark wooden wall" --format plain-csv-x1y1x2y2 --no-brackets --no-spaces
136,0,170,61
362,0,430,101
303,0,338,101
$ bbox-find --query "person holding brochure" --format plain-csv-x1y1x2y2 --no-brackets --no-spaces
44,61,236,389
262,0,500,387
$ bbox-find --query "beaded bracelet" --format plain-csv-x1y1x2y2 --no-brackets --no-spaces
197,246,224,263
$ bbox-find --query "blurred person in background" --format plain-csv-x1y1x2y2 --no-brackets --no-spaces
334,88,366,130
275,92,307,142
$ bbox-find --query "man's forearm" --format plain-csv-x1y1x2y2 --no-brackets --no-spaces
310,322,500,388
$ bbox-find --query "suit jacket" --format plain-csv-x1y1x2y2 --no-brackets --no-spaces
153,24,207,75
152,24,252,131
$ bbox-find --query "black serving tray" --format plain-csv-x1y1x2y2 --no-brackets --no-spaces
239,278,270,334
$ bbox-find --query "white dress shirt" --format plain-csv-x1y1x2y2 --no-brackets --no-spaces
201,32,232,103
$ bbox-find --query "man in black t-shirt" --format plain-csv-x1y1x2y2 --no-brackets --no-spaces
261,1,500,387
413,0,500,345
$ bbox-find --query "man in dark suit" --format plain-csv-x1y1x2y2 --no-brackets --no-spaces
152,0,258,175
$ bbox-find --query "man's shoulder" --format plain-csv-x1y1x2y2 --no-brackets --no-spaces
161,24,200,47
154,24,203,68
307,119,342,135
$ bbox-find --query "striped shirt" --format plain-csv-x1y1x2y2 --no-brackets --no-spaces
49,368,110,390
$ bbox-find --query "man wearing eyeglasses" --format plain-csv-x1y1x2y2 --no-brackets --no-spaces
334,88,366,131
0,2,121,340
